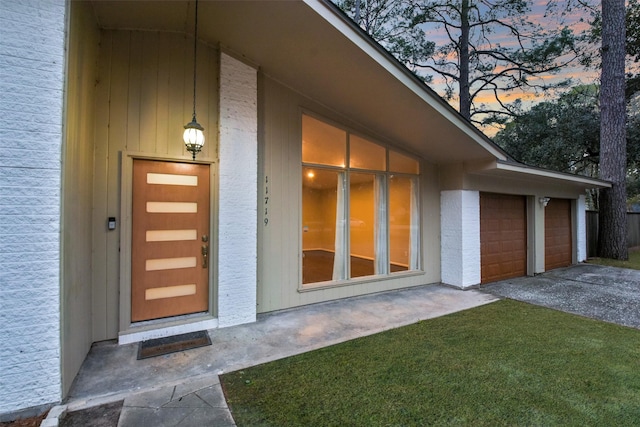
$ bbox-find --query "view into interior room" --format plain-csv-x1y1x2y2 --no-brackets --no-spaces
301,114,420,286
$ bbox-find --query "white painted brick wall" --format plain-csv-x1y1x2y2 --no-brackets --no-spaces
441,190,481,288
0,0,66,416
217,53,258,328
577,195,587,262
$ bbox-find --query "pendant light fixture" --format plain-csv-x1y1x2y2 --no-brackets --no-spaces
183,0,204,160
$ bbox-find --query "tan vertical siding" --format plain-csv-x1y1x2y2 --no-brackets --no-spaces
258,77,441,313
91,31,112,341
91,30,219,340
63,0,100,395
105,31,129,337
139,31,159,153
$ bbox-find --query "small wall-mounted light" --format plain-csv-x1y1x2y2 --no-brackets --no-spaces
539,197,551,207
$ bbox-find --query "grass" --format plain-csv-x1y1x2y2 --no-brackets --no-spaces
221,300,640,426
587,247,640,270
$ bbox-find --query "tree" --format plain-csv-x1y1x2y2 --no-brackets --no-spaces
592,0,640,63
408,0,580,124
494,81,640,210
336,0,580,125
494,86,601,208
626,0,640,61
336,0,436,79
494,86,600,175
598,0,628,260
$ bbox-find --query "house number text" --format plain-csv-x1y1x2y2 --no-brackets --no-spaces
264,175,269,226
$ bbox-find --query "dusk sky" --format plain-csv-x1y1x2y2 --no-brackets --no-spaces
416,0,602,121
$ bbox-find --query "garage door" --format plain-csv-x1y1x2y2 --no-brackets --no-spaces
480,193,527,283
545,198,572,270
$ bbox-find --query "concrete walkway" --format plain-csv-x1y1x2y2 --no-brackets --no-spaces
48,284,498,426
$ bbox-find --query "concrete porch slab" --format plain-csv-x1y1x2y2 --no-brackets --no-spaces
64,283,498,420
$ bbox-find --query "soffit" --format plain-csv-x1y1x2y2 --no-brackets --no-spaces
90,0,502,164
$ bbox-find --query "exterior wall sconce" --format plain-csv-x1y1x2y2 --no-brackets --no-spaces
539,197,551,207
183,0,204,160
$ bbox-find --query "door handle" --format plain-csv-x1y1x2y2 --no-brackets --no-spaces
201,244,209,268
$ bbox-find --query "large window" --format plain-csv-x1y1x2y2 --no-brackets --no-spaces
301,114,420,286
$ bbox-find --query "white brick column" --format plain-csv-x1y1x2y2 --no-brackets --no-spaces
576,195,587,262
0,0,66,416
217,53,258,327
441,190,481,288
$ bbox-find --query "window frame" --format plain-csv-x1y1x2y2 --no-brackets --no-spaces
299,112,423,290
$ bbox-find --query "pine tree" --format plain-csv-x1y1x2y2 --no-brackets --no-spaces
598,0,628,259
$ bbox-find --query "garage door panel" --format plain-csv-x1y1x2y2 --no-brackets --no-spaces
487,242,501,253
481,193,527,283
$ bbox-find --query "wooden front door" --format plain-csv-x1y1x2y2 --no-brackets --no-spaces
132,159,210,322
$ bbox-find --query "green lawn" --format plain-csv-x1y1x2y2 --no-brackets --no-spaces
588,247,640,270
221,300,640,426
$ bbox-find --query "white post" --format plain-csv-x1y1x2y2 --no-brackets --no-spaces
217,53,258,327
576,195,587,262
440,190,481,288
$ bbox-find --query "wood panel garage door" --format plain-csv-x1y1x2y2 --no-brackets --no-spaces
480,193,527,283
545,198,572,270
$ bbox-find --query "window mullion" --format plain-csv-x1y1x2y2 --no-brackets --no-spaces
374,173,389,275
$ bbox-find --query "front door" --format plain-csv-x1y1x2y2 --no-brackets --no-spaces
131,159,210,322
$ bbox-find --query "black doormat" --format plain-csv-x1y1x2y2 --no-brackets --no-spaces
137,330,211,360
61,400,124,427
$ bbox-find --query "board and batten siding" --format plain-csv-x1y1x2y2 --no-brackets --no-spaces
91,29,219,341
257,76,441,313
62,0,100,398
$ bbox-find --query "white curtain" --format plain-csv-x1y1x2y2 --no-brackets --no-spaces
332,172,347,280
374,175,388,274
409,177,420,270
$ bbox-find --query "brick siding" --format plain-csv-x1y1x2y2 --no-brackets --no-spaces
440,190,481,288
0,0,66,415
217,53,258,327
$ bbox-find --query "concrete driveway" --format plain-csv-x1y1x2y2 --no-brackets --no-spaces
481,263,640,329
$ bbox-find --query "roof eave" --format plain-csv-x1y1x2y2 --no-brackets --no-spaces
307,0,510,162
469,159,612,189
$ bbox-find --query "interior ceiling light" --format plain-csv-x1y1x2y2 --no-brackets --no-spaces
183,0,204,160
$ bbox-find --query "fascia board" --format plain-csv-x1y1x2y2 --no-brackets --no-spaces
493,161,612,188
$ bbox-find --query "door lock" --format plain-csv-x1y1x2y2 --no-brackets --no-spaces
201,244,209,268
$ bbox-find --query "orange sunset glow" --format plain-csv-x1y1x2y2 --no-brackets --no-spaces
415,0,602,131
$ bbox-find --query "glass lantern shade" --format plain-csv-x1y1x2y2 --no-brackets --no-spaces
183,119,205,160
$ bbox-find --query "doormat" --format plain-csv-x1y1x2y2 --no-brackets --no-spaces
61,400,124,427
137,330,211,360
